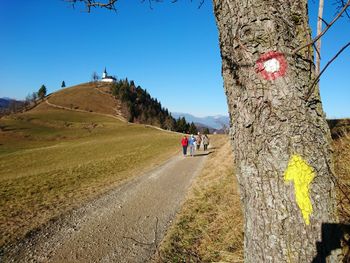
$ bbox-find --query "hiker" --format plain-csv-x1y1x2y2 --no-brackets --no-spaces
196,132,202,150
181,135,189,156
203,134,210,151
188,134,196,157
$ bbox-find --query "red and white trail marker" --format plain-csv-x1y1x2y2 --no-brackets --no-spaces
256,51,287,80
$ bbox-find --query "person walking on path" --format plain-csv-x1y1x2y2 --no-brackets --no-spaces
203,134,210,151
196,132,202,151
188,134,196,157
181,135,189,156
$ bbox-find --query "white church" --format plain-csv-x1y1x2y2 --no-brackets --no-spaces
101,68,116,83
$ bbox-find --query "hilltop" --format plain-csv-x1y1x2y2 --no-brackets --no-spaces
45,82,122,117
43,81,195,133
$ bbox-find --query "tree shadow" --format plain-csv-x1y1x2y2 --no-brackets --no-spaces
312,223,350,263
193,151,213,157
0,125,28,132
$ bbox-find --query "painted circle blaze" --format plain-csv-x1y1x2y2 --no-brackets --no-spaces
256,51,287,80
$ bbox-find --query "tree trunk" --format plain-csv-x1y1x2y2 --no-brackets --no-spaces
212,1,339,262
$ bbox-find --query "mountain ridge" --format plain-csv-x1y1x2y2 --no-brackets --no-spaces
172,112,229,130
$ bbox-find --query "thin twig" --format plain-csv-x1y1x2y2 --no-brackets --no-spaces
320,17,329,27
313,43,321,62
293,0,350,54
305,41,350,100
64,0,118,12
337,0,350,19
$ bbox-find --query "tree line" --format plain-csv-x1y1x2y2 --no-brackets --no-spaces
110,78,198,134
0,85,47,116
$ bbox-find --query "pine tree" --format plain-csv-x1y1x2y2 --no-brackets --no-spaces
38,85,47,100
189,122,197,135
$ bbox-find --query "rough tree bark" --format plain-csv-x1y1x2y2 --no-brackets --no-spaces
212,0,340,262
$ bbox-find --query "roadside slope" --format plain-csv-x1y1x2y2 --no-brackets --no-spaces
157,135,244,262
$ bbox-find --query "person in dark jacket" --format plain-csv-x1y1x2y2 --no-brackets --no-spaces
203,134,210,151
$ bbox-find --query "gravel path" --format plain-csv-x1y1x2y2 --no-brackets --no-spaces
3,152,208,262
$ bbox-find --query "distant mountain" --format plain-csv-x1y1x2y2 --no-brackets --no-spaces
0,97,24,109
0,98,11,108
172,112,230,130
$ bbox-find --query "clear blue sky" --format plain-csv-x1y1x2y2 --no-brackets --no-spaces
0,1,349,118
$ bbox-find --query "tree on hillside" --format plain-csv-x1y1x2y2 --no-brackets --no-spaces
66,1,350,261
92,71,99,82
163,115,176,130
24,94,32,109
32,91,38,105
189,122,198,135
175,117,189,133
61,80,66,88
38,85,47,100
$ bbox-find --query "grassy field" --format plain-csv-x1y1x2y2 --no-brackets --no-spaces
158,134,350,262
0,103,180,247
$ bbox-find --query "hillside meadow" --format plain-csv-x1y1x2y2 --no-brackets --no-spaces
0,103,180,247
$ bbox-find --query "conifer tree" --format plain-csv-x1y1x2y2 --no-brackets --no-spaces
38,85,47,100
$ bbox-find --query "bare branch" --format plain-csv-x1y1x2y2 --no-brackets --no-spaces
64,0,118,12
336,0,350,19
293,0,350,54
320,17,329,27
313,42,321,61
65,0,205,11
305,41,350,100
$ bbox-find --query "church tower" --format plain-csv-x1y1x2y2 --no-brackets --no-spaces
101,67,116,83
102,67,107,79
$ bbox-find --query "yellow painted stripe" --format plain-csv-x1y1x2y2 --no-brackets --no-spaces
284,154,315,225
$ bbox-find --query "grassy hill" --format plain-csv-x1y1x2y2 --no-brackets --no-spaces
0,84,181,248
47,82,122,117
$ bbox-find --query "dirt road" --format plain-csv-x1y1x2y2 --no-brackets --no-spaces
3,152,208,262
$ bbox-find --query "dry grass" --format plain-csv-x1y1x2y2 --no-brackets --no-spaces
158,132,350,262
333,133,350,261
157,135,244,262
0,105,180,248
333,133,350,223
47,82,121,116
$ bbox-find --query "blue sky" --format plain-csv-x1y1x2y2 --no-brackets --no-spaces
0,1,349,118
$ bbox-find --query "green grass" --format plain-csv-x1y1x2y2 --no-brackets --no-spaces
0,105,180,247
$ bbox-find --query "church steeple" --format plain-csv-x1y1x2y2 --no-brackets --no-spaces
101,67,116,83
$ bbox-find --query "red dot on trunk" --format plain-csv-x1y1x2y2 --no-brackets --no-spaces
256,51,287,80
